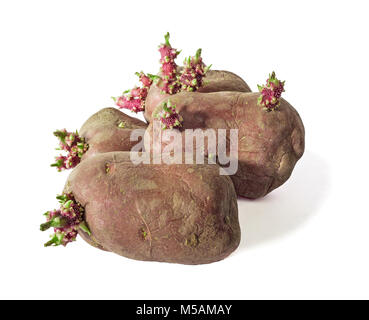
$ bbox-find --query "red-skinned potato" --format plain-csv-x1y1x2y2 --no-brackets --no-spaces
145,91,305,199
64,151,240,265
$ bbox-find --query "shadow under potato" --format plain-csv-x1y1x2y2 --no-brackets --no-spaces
238,150,330,249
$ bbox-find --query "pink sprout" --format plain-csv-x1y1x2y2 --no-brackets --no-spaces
155,100,183,130
180,49,211,92
41,193,89,247
158,32,181,94
257,71,285,111
113,72,156,113
51,129,88,171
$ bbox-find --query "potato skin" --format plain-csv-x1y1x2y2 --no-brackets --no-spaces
64,152,240,264
80,108,147,160
197,70,251,93
144,70,251,122
145,91,305,199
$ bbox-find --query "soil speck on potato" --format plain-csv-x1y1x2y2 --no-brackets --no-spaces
140,228,148,240
117,121,126,128
105,163,110,173
185,234,199,247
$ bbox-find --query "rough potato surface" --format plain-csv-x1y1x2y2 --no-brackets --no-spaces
80,108,147,160
146,92,305,199
64,152,240,264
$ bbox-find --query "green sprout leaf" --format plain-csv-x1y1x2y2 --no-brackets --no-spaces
164,32,171,46
44,232,64,247
40,215,68,231
63,200,73,209
79,221,91,236
56,194,68,204
195,48,202,61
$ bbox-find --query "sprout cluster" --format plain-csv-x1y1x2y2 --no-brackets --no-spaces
51,129,88,171
154,100,183,130
257,71,285,111
40,193,90,247
113,72,159,113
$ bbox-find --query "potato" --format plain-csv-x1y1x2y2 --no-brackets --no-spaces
144,70,251,122
80,107,147,160
145,91,305,199
197,70,251,93
64,151,240,264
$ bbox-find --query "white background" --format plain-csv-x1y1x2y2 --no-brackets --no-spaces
0,0,368,299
